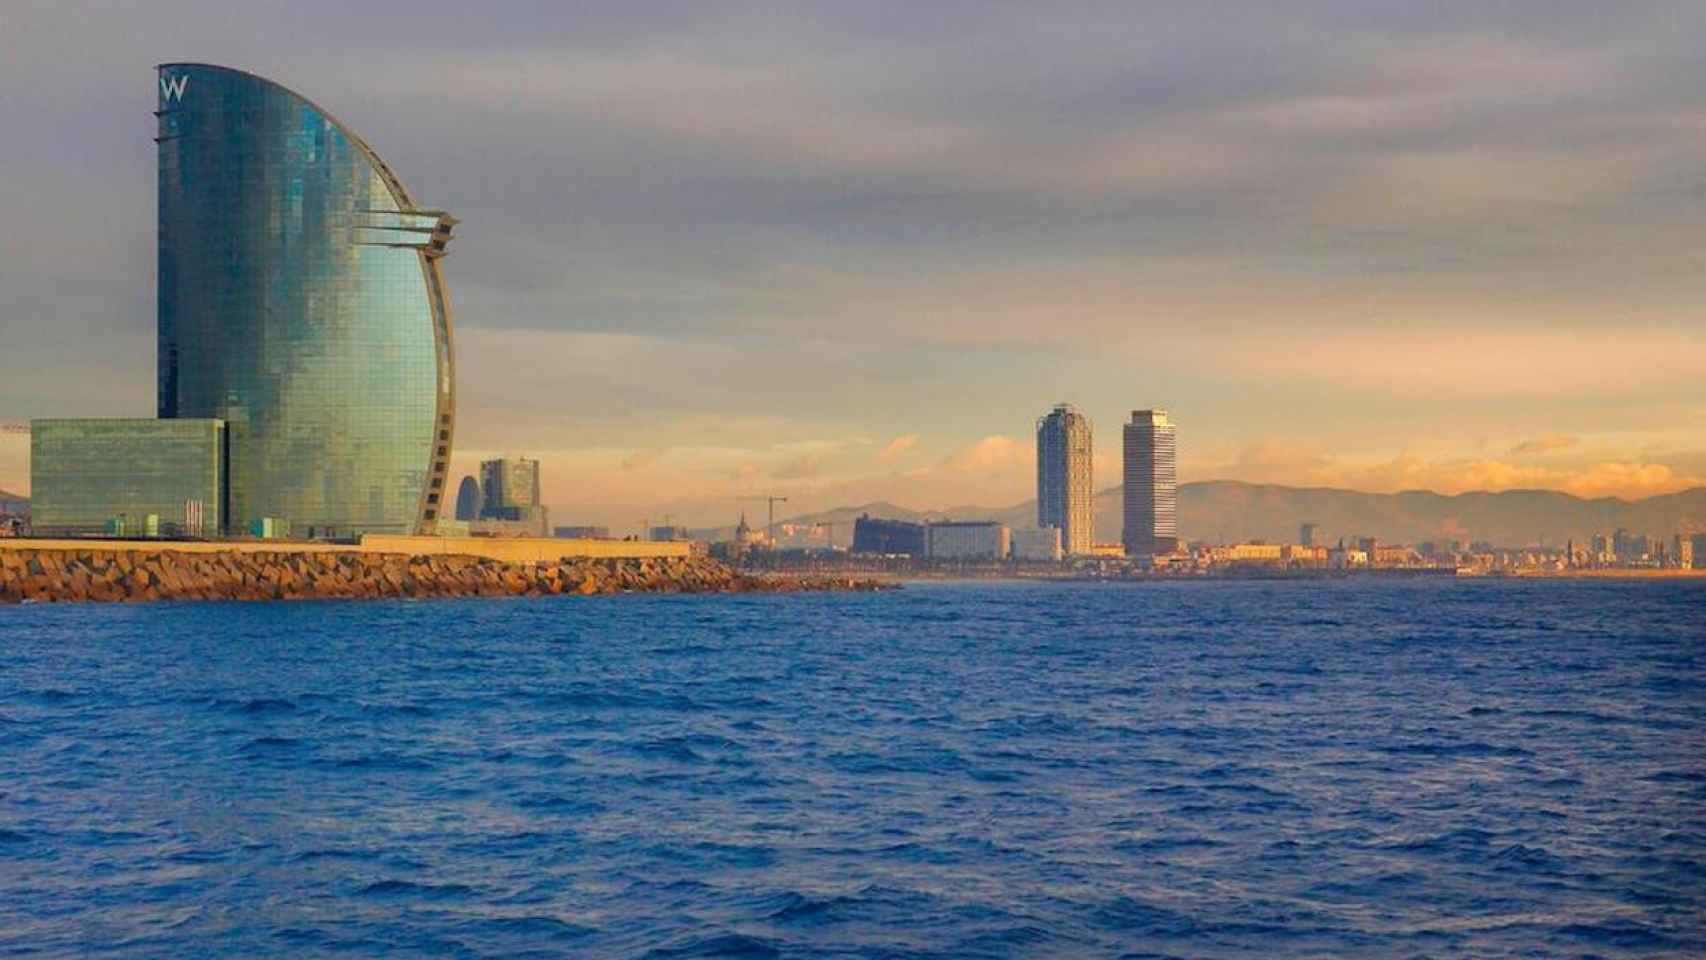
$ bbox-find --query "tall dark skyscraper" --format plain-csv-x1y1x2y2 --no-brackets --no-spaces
155,63,457,536
1122,409,1177,556
453,476,482,522
1036,403,1093,555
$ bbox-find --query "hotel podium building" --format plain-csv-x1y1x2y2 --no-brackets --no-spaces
1122,409,1178,556
33,64,456,538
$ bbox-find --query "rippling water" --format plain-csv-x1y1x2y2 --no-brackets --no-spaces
2,579,1703,958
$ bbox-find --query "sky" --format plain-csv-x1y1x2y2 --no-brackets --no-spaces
2,1,1704,529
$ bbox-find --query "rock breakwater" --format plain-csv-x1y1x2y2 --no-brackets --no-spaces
0,548,891,604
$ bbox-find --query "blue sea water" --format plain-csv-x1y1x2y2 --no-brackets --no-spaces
2,579,1703,958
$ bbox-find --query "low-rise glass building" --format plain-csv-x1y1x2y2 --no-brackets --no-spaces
30,419,225,537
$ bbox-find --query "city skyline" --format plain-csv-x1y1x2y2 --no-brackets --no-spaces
3,3,1705,524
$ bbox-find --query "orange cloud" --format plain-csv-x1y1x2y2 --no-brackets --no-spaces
620,448,668,471
1208,440,1704,500
941,435,1029,474
1560,462,1694,500
877,434,920,464
1509,435,1578,456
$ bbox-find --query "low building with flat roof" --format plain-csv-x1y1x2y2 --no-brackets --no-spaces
852,515,926,556
926,521,1010,561
1011,527,1063,562
30,418,225,538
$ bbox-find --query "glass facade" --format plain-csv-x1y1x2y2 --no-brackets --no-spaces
156,64,455,538
30,419,225,538
478,457,541,515
1122,409,1178,555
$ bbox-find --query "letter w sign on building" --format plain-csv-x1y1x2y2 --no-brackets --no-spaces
160,74,189,102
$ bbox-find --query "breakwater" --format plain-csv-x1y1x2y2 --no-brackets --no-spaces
0,547,889,604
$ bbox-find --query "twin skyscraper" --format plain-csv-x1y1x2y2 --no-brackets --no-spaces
1035,404,1178,557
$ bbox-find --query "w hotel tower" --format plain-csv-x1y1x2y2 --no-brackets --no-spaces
156,64,457,537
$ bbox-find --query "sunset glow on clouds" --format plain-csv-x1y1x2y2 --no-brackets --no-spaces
2,2,1703,527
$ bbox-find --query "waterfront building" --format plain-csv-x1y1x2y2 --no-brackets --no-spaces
1372,544,1421,567
1300,522,1323,547
1219,542,1284,564
158,64,457,537
478,457,547,536
1122,409,1178,555
1591,532,1613,563
30,419,224,538
454,477,481,522
926,521,1011,561
1330,546,1370,569
1674,534,1694,570
554,526,612,540
851,515,926,556
1011,527,1063,562
1035,404,1094,555
1611,528,1661,561
30,65,457,539
0,489,28,524
479,458,541,517
1283,544,1329,566
1691,534,1706,570
734,513,766,546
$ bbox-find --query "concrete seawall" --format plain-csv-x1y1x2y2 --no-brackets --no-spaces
0,546,889,604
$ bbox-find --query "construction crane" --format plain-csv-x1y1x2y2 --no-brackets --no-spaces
734,495,788,547
814,520,841,549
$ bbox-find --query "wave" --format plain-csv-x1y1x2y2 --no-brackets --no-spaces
642,932,783,958
357,879,473,900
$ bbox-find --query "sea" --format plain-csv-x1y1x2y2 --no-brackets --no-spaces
2,579,1703,958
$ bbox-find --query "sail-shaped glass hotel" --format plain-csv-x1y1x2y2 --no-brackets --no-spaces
32,65,457,538
154,63,456,537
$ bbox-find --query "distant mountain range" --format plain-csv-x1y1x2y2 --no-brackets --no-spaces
703,482,1706,548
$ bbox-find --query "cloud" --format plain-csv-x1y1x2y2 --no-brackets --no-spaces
1224,440,1336,484
877,433,920,463
620,448,668,471
1209,441,1705,500
772,455,826,480
1152,324,1704,400
1560,462,1696,499
941,435,1028,474
1509,435,1578,456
